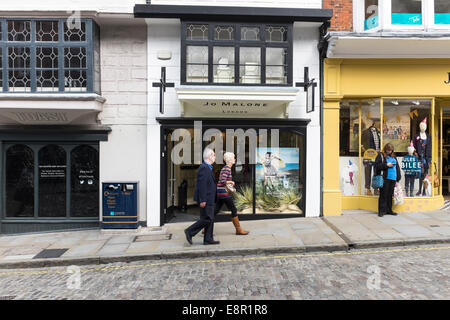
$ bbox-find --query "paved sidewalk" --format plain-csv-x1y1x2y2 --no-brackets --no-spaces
0,210,450,269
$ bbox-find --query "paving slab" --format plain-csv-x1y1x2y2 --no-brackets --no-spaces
392,226,437,238
97,244,130,256
61,240,107,258
126,241,159,254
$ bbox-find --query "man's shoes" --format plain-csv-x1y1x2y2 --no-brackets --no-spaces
203,240,220,245
378,212,384,217
366,189,373,196
184,229,193,245
386,212,398,216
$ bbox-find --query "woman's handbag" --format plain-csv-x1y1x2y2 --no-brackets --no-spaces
225,182,236,194
372,175,384,189
393,182,404,205
372,153,384,189
433,163,440,188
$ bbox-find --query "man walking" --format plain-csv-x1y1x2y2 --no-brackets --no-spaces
184,148,220,245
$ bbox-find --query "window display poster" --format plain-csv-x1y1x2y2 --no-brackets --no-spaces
255,148,302,213
382,108,410,152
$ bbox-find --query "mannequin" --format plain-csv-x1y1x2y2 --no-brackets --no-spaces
401,141,420,197
413,118,432,196
361,119,381,195
342,160,358,195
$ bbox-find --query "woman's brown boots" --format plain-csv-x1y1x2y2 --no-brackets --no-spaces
232,216,249,235
202,217,249,235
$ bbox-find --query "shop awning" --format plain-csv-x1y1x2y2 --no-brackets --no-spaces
175,86,300,118
327,33,450,58
134,4,333,23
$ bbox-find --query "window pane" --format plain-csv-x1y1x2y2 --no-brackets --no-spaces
435,0,450,24
383,99,431,197
339,101,360,195
186,46,208,83
241,27,260,41
392,0,422,25
38,145,66,217
266,47,287,84
186,24,208,41
265,26,287,42
240,47,261,84
213,46,235,83
64,21,86,41
186,46,208,64
9,70,31,92
36,21,59,42
361,100,381,196
71,145,99,217
8,47,30,69
8,20,31,42
214,25,234,40
364,0,379,30
6,145,34,217
64,47,86,68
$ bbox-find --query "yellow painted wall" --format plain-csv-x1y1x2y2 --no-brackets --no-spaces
323,59,449,216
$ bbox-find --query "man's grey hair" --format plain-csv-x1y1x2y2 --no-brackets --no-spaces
203,148,214,161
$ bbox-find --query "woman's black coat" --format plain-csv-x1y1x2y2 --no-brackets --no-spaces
374,152,401,182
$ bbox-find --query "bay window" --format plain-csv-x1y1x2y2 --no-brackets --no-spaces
356,0,450,31
182,22,292,86
0,18,100,93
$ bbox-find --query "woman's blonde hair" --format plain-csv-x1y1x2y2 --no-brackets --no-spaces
223,152,235,164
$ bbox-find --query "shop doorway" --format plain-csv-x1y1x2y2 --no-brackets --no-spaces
159,119,307,225
441,117,450,198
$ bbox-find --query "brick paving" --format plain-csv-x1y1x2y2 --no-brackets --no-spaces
0,245,448,300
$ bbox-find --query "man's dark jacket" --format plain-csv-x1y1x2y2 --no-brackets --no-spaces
193,162,217,205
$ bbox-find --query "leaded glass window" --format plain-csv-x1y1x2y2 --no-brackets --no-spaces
182,22,292,85
0,18,100,93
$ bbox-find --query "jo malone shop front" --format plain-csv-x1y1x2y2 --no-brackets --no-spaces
323,59,450,216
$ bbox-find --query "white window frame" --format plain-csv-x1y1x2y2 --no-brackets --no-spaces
353,0,450,33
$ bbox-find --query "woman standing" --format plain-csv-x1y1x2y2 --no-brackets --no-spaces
375,143,401,217
215,152,249,235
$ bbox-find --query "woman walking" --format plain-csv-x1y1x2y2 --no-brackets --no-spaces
375,143,401,217
215,152,249,235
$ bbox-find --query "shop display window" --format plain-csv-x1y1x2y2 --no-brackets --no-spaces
339,98,434,198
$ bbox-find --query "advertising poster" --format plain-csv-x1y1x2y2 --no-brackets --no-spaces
254,148,302,213
382,108,410,152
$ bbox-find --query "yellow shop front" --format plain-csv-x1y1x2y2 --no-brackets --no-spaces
323,59,450,216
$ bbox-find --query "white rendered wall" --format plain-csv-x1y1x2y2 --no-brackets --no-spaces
291,22,321,217
152,0,321,9
99,24,148,224
0,0,146,13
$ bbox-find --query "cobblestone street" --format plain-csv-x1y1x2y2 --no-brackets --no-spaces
0,245,448,300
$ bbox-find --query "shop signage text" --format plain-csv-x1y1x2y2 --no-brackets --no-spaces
13,111,69,123
203,101,268,107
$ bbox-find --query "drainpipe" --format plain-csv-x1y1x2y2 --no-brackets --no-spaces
318,21,330,217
